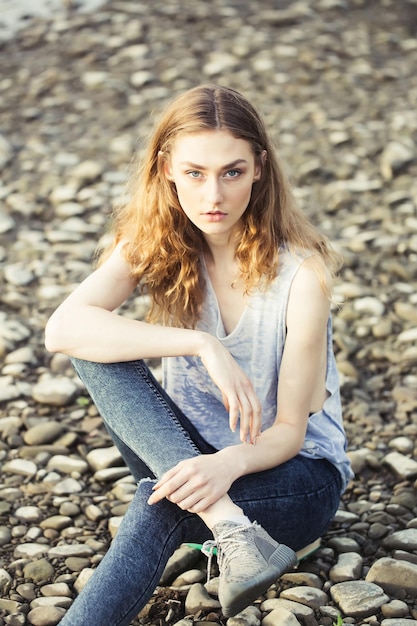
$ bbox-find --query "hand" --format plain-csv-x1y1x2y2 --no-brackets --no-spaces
147,454,234,513
198,333,262,444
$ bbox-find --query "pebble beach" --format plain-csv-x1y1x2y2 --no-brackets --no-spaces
1,1,417,625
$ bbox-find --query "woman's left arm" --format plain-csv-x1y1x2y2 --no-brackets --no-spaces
218,255,332,477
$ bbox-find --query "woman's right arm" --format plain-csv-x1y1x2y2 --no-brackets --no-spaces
45,243,208,363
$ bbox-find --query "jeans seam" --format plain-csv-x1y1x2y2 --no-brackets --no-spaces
132,360,201,457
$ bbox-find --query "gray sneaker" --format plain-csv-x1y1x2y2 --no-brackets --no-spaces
202,521,297,617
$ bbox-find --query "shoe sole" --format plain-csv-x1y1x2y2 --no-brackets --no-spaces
295,538,321,562
221,544,297,617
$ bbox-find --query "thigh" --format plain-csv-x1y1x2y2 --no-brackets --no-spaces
229,456,342,551
71,358,216,480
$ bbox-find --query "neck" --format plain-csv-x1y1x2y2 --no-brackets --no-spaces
203,238,236,268
202,227,241,263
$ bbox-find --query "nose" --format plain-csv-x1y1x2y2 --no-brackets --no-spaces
205,176,223,205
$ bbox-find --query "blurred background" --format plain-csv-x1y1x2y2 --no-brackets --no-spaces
0,1,417,622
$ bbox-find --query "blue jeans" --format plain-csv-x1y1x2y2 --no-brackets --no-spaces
59,359,342,626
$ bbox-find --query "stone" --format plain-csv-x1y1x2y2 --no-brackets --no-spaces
15,506,43,523
30,596,72,609
353,296,385,316
40,582,72,597
4,263,35,286
32,378,78,406
47,544,94,559
383,529,417,551
260,598,316,624
389,437,415,454
86,446,123,471
2,459,37,477
0,134,12,168
0,525,12,547
261,607,301,626
73,568,94,594
27,606,66,625
383,452,417,479
171,568,206,587
23,422,67,446
281,572,323,588
160,545,203,585
366,558,417,596
0,568,12,592
108,516,123,538
380,139,416,180
40,516,73,531
326,537,361,553
330,581,389,618
93,467,131,482
0,599,22,614
279,586,328,609
50,478,83,495
184,583,221,614
381,599,410,618
227,606,261,626
23,559,55,584
47,455,88,474
0,210,15,234
69,160,103,184
329,552,363,582
84,503,105,522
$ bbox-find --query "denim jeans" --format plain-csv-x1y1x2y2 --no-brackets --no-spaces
59,359,342,626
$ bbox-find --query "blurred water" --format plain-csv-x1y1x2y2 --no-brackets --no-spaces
0,0,106,40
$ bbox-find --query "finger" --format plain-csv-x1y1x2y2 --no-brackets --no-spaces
148,479,176,504
228,400,239,433
168,490,204,511
187,496,215,514
173,487,217,513
237,395,253,443
147,472,183,505
249,399,263,444
148,489,164,505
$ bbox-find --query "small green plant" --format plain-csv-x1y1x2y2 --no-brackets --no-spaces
333,616,343,626
76,396,90,406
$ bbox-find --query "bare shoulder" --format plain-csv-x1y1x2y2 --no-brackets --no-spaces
98,241,133,278
63,241,136,311
291,254,333,299
287,255,332,331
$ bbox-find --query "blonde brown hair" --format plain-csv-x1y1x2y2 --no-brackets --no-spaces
103,84,341,327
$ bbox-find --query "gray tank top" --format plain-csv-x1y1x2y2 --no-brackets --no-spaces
163,249,353,492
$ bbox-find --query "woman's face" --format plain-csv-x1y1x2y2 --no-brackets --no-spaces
164,130,262,245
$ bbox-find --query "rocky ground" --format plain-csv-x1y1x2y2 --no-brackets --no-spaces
1,0,417,624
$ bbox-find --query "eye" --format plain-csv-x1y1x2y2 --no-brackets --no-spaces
187,170,202,178
225,169,241,178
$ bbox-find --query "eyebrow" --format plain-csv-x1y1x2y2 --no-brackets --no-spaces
179,159,249,170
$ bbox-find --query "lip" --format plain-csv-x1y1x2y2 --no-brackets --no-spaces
202,211,227,222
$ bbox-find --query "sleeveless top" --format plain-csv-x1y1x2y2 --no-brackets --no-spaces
163,249,353,493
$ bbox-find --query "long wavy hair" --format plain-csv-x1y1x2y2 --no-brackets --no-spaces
102,84,341,327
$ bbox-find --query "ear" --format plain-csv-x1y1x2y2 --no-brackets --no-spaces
253,150,267,181
159,150,174,181
164,162,174,181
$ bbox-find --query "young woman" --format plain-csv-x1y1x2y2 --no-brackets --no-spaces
45,84,353,626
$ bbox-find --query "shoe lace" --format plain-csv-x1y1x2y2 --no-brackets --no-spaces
201,524,253,582
201,540,216,582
